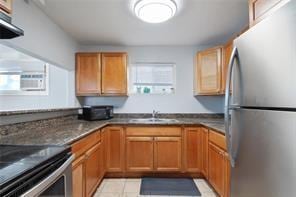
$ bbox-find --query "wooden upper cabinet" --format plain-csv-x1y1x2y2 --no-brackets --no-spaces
126,137,154,172
195,46,223,95
101,53,127,95
249,0,288,26
154,137,182,172
184,127,202,173
222,40,233,94
76,53,101,96
106,126,125,172
0,0,12,15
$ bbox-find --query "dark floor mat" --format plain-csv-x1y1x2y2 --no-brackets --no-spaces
140,177,201,196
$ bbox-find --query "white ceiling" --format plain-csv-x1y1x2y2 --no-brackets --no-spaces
34,0,249,46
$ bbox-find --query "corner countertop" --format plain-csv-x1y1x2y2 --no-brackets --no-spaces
0,117,225,146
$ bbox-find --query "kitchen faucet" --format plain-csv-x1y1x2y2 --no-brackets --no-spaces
152,110,159,119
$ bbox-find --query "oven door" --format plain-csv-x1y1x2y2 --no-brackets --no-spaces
21,155,74,197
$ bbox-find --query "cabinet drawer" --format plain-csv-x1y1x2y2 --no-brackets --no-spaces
126,127,181,136
72,130,101,158
209,130,226,151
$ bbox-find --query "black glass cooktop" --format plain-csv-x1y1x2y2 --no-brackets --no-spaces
0,144,70,189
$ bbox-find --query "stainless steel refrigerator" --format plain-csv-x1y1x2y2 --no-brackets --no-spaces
224,0,296,196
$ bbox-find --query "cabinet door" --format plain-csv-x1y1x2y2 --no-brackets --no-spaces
195,47,222,95
76,53,101,95
106,127,125,172
154,137,182,171
249,0,287,26
72,155,85,197
184,128,202,172
222,40,233,93
126,137,154,172
208,142,226,196
101,53,127,95
224,153,231,197
0,0,12,14
85,142,104,197
101,128,108,173
201,128,209,178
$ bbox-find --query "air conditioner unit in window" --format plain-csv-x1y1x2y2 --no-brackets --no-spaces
20,72,46,91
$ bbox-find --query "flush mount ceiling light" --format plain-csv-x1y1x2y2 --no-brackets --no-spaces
134,0,177,23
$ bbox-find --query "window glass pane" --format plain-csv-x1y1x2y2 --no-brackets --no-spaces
0,74,20,90
130,63,175,94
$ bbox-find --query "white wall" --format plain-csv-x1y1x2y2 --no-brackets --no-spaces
78,45,224,114
1,0,78,70
0,0,80,111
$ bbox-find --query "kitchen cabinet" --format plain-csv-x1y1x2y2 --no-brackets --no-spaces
72,155,85,197
249,0,288,26
75,52,128,96
0,0,12,15
85,142,104,197
101,128,108,172
71,129,103,197
195,46,223,95
183,127,202,173
222,40,233,94
154,137,182,172
101,53,127,95
71,125,229,196
208,142,227,196
106,126,125,172
76,53,101,96
201,127,209,178
125,126,182,172
126,137,154,172
208,129,230,197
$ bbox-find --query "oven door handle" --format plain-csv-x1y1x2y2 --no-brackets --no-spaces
21,155,74,197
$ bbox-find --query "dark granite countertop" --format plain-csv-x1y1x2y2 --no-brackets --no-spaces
0,117,225,146
0,107,80,116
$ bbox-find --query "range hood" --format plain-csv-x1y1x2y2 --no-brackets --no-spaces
0,13,24,39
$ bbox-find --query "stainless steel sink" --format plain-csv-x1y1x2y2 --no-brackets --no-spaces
129,118,179,123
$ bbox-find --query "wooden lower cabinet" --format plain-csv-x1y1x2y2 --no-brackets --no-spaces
71,129,104,197
85,142,104,197
72,125,230,197
208,142,229,197
106,126,125,172
126,137,154,172
184,127,202,172
154,137,182,172
201,128,209,178
72,155,85,197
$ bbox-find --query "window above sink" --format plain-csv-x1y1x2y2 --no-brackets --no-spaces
129,62,176,95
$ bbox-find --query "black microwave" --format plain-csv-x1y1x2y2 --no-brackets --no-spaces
79,106,113,121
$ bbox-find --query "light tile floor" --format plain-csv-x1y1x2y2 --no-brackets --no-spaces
93,178,217,197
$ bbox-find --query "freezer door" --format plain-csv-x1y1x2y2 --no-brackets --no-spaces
233,0,296,108
230,109,296,197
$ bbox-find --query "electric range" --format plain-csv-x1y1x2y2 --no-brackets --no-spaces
0,144,72,197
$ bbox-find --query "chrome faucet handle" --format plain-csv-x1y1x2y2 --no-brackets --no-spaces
152,110,160,119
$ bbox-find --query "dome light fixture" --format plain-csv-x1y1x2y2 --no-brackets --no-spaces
134,0,177,23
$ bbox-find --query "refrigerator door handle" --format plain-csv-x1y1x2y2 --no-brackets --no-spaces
225,46,240,167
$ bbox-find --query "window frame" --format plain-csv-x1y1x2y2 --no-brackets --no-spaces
129,62,177,95
0,64,49,96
